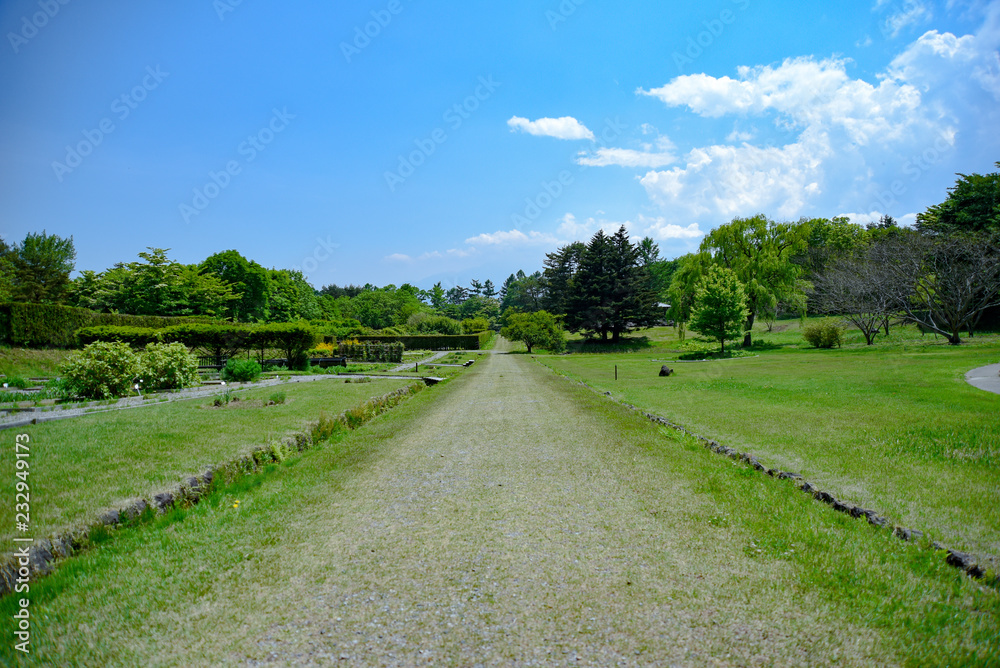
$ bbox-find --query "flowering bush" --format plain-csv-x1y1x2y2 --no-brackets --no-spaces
61,341,140,399
137,342,200,391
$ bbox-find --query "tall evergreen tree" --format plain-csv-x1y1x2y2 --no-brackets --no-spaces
542,241,585,315
564,227,658,341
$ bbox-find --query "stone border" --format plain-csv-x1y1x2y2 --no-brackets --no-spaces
546,369,992,583
0,384,422,598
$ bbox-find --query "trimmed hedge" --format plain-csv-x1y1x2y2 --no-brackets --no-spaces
77,326,161,348
74,322,318,370
338,341,403,363
352,334,484,350
0,303,210,348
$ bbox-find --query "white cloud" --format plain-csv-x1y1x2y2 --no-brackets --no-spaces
384,253,412,262
877,0,932,38
465,229,558,246
576,147,676,168
637,217,705,240
555,213,628,241
639,56,926,147
507,115,595,140
633,18,1000,223
639,130,831,221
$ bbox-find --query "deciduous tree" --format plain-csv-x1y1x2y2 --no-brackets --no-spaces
688,266,749,354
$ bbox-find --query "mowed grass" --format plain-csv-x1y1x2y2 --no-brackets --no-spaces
0,378,414,550
0,354,996,665
539,332,1000,566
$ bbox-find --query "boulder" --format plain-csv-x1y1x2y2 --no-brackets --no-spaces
659,365,673,377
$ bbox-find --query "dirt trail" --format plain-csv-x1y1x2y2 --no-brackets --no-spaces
231,348,887,666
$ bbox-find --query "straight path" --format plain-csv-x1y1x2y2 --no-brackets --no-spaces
225,348,887,666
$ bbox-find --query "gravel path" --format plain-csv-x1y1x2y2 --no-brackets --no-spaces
228,347,885,666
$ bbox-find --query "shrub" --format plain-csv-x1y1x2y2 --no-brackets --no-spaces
269,391,286,404
222,358,262,383
60,341,141,399
76,326,162,348
407,313,462,335
461,317,490,334
137,342,200,391
802,319,845,349
2,375,30,389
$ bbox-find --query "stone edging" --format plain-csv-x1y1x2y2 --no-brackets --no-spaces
0,384,422,598
546,368,991,583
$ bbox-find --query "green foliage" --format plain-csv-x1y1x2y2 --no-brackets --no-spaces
461,317,489,334
350,287,423,330
541,242,586,315
501,310,566,353
268,391,286,404
562,227,659,342
0,303,207,348
802,319,844,348
77,326,161,348
351,334,483,350
72,248,236,317
407,312,462,335
917,163,1000,235
2,375,29,389
700,215,810,347
61,341,141,399
136,342,200,391
4,230,76,304
222,358,263,382
688,265,749,354
200,249,271,322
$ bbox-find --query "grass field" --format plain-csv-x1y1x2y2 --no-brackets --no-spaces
0,349,996,665
538,323,1000,569
0,377,415,549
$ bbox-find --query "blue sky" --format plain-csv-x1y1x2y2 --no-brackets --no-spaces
1,0,998,292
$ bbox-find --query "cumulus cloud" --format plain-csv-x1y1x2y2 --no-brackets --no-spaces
639,56,926,146
465,229,558,246
507,115,595,140
637,217,705,240
633,16,1000,223
576,147,676,168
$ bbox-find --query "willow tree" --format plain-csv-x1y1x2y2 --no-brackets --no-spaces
700,215,809,347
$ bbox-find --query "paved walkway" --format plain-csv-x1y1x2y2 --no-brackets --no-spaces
965,363,1000,395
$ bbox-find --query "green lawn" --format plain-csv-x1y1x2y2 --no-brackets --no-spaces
0,377,415,549
538,327,1000,567
0,351,996,665
0,347,72,379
